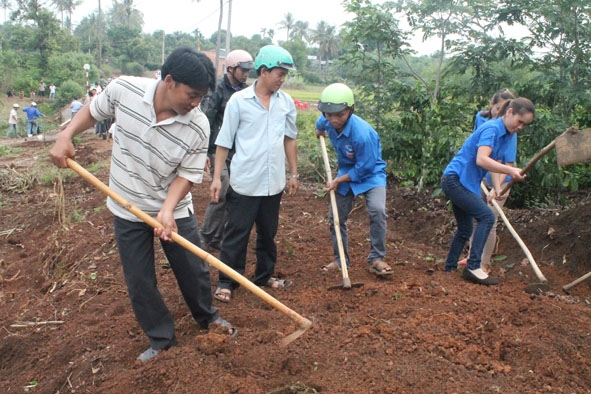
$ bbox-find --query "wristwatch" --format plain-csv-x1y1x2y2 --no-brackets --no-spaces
290,174,300,179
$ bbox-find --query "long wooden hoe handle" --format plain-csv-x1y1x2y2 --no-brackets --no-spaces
481,181,547,283
500,138,557,196
319,136,352,288
66,158,312,345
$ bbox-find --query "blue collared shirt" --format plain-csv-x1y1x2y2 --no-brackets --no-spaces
474,113,518,184
316,114,387,196
215,82,298,196
22,106,43,120
444,117,513,195
473,112,489,131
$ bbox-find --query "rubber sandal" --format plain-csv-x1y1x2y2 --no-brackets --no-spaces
214,287,232,303
369,260,394,276
320,261,341,273
137,347,159,363
210,317,238,337
266,277,293,289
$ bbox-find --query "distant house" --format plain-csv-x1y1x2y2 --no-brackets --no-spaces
202,49,226,77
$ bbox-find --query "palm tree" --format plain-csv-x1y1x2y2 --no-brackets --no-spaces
51,0,81,31
291,20,309,43
311,21,340,64
110,0,143,29
278,12,294,42
1,0,11,22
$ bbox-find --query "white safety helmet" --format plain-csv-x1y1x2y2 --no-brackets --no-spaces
13,103,19,108
225,50,254,70
31,102,37,106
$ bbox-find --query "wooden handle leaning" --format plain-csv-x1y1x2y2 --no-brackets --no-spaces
482,182,547,283
65,158,312,332
319,136,352,288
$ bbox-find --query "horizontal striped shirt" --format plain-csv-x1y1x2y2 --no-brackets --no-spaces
90,76,209,221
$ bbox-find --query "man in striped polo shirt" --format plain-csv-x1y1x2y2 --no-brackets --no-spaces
50,47,237,363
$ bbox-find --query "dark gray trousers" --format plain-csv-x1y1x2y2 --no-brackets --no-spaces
114,215,218,350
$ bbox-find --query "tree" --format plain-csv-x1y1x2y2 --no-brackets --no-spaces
1,0,12,22
278,12,295,42
109,0,143,29
51,0,81,31
393,0,496,106
282,39,307,72
259,27,274,41
291,20,309,43
496,0,591,114
311,21,340,63
11,0,63,70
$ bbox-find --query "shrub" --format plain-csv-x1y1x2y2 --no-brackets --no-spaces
56,80,86,108
122,62,144,77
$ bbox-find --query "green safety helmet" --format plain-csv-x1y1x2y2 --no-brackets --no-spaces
254,45,296,71
318,83,355,113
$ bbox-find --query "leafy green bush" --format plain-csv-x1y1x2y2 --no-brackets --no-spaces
56,80,86,108
122,62,145,77
46,52,96,89
295,111,327,183
301,70,324,85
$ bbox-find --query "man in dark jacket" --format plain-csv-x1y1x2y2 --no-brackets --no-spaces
200,49,254,251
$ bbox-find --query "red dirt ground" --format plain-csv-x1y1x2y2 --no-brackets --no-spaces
1,130,591,394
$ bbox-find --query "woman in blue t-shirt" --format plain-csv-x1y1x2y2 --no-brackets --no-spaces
459,89,516,272
441,98,535,285
473,88,515,132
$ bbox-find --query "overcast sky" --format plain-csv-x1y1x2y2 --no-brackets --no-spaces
73,0,356,41
72,0,445,55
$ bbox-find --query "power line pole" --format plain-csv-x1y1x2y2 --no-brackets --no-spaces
98,0,103,69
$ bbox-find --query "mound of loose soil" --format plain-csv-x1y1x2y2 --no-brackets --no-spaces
1,131,590,394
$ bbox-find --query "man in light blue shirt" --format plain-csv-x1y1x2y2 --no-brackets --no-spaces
210,45,299,303
70,98,83,119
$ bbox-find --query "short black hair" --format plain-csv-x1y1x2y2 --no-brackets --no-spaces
161,46,216,92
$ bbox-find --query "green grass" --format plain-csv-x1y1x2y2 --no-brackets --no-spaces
283,87,322,103
0,144,24,156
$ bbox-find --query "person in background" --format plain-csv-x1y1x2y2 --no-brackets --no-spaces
459,88,516,273
49,46,237,364
211,45,299,303
22,102,44,137
442,98,535,285
7,103,19,138
49,83,56,99
70,97,84,119
199,49,254,251
473,88,516,131
38,80,46,98
315,83,392,278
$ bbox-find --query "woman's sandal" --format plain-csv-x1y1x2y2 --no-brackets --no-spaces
214,287,232,303
266,277,293,289
369,260,394,276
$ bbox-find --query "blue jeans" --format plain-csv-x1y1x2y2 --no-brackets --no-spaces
27,120,39,135
6,124,18,137
329,186,387,266
441,174,495,271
